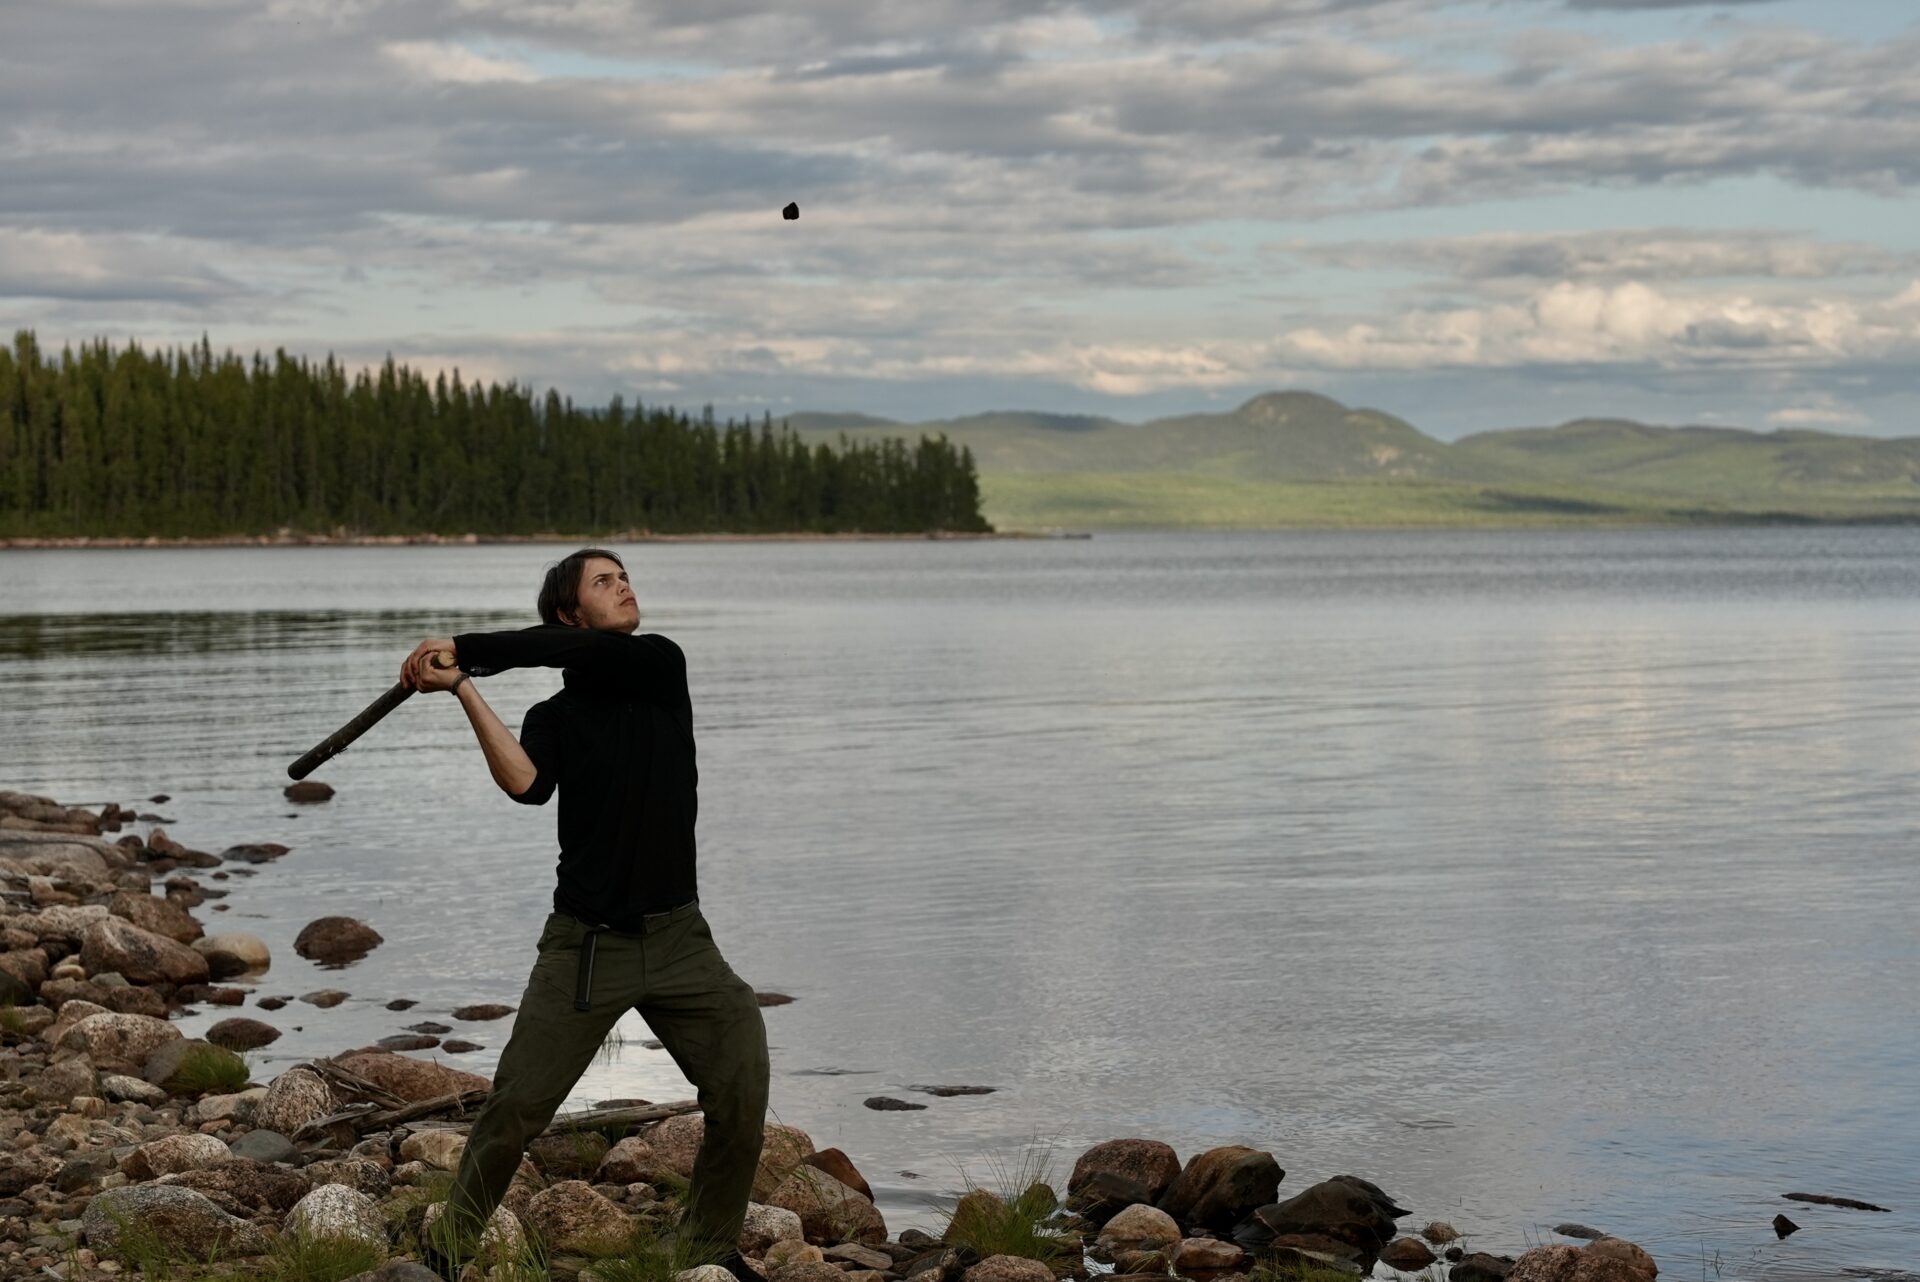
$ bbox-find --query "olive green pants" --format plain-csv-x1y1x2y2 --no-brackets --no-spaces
444,903,770,1259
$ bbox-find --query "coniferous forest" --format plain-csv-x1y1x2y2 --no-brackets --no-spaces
0,331,991,537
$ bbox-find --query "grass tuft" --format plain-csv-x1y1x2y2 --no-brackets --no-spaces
165,1043,253,1094
939,1135,1077,1265
0,1002,25,1035
255,1230,388,1282
1248,1258,1368,1282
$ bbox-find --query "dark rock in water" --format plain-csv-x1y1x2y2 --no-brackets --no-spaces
378,1034,440,1051
205,1017,281,1050
406,1022,453,1034
1071,1139,1183,1206
1449,1251,1513,1282
440,1040,482,1053
864,1097,927,1111
150,794,171,803
1159,1145,1284,1234
755,991,796,1006
177,985,246,1006
256,996,291,1010
284,781,334,804
1379,1238,1436,1270
1232,1175,1407,1275
1782,1191,1891,1212
911,1084,995,1096
1772,1214,1799,1239
221,843,290,864
1446,1247,1465,1262
639,1038,664,1049
294,916,382,965
386,999,418,1010
301,989,350,1008
1553,1223,1603,1240
452,1003,513,1020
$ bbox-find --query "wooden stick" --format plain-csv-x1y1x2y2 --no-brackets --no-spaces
288,651,456,780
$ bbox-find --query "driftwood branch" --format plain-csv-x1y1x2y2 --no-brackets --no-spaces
399,1098,702,1139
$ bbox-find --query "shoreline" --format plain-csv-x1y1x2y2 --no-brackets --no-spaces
0,787,1843,1282
0,530,1090,550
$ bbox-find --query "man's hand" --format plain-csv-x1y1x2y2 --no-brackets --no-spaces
401,638,459,691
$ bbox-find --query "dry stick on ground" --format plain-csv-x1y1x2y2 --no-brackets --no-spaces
305,1057,410,1110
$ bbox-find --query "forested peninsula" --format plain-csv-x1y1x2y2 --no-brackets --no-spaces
0,333,992,540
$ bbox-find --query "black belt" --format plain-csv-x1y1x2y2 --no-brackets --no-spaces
570,900,699,1012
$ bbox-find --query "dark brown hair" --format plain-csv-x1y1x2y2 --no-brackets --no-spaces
537,547,625,628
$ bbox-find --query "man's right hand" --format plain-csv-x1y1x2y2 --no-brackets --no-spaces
401,638,458,690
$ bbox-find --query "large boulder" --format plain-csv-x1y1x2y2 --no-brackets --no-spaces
194,933,271,978
80,916,209,985
648,1113,815,1200
59,1011,182,1070
108,889,204,944
963,1258,1055,1282
158,1159,313,1216
26,904,113,945
1070,1140,1183,1207
398,1130,468,1171
801,1148,873,1202
1509,1245,1584,1282
0,832,124,880
27,1053,98,1105
1156,1146,1283,1233
739,1202,806,1256
253,1067,337,1135
122,1133,236,1181
767,1165,887,1245
286,1184,388,1249
420,1201,524,1260
525,1180,632,1253
595,1137,658,1184
81,1184,272,1260
304,1157,394,1199
294,917,383,964
332,1049,488,1102
1231,1176,1409,1276
1096,1204,1183,1255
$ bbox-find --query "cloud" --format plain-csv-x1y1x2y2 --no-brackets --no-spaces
0,229,250,303
1269,279,1920,371
1283,230,1915,283
382,41,539,84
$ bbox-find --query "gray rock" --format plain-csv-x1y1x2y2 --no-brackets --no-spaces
100,1074,169,1105
285,1183,388,1248
228,1129,296,1164
81,1184,272,1259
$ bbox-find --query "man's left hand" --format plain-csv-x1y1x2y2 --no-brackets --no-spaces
402,638,459,691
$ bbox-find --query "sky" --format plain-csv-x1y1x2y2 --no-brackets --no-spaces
3,0,1918,440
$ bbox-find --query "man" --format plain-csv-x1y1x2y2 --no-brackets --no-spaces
400,547,769,1280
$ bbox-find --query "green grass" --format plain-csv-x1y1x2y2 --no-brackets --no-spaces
254,1231,388,1282
164,1044,254,1095
1249,1259,1369,1282
939,1136,1077,1266
979,470,1920,530
0,1002,25,1035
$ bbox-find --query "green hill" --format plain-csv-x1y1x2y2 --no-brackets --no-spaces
783,394,1920,529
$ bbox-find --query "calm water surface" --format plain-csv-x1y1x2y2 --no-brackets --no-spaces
1,531,1916,1282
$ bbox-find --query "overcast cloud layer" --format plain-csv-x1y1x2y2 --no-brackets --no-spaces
3,0,1917,437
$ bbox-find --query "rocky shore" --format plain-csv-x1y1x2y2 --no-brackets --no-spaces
2,787,1656,1282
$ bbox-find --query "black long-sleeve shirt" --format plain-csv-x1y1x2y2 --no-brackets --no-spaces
451,624,698,929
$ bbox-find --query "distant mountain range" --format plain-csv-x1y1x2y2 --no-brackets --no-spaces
780,392,1920,528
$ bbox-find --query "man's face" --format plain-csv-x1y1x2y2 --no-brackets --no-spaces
566,557,641,632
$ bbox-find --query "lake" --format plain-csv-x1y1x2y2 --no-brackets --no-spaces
2,530,1916,1282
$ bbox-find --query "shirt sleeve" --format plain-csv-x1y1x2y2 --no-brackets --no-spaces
509,702,560,807
453,626,685,703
